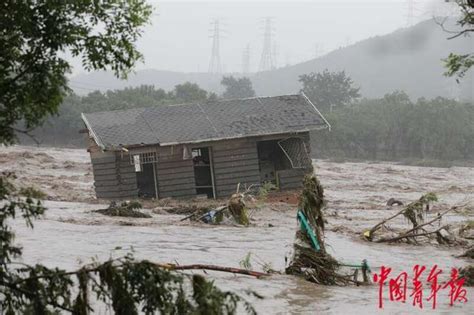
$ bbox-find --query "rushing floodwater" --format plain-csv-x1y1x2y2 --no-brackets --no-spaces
2,146,474,314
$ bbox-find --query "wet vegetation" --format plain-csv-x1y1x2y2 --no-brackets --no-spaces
286,174,368,285
23,85,474,166
313,91,474,163
94,201,152,218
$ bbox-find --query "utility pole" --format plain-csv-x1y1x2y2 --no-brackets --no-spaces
258,17,275,72
242,44,250,74
208,19,222,74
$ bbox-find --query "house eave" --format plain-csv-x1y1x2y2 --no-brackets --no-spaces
116,126,328,151
81,113,106,149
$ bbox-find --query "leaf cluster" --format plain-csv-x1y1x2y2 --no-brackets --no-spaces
299,69,360,112
312,91,474,161
444,1,474,79
0,0,152,144
221,76,256,99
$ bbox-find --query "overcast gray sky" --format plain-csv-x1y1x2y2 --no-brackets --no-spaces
70,0,457,75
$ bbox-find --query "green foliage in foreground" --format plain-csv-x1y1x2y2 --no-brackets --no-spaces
444,1,474,80
312,91,474,162
0,0,152,144
0,173,257,314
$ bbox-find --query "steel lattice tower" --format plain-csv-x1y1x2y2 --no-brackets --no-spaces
406,0,415,27
258,17,275,72
208,19,222,74
242,44,250,74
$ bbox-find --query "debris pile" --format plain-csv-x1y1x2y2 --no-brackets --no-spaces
228,193,249,226
286,174,369,285
365,193,442,243
180,184,255,226
94,201,151,218
458,246,474,259
459,265,474,286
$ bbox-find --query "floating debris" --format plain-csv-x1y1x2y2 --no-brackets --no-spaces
94,201,151,218
459,265,474,286
286,174,369,286
386,198,404,206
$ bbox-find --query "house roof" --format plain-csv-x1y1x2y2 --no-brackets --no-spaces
81,93,330,149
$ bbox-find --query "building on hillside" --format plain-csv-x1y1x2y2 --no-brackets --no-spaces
81,93,330,200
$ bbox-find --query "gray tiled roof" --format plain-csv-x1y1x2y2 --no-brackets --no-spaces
82,94,329,149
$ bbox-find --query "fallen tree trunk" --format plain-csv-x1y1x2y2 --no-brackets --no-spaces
286,174,368,285
376,226,447,243
154,263,269,278
367,207,407,240
374,206,457,243
365,193,438,241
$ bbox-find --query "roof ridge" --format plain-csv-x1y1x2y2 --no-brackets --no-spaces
81,94,303,116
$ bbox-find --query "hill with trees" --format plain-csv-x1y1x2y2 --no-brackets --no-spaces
71,18,473,101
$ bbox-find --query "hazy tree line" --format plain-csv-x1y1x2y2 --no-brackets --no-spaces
23,73,474,163
312,91,474,162
25,82,216,146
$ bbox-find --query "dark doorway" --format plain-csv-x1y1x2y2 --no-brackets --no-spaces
136,163,157,199
257,140,291,184
192,147,215,198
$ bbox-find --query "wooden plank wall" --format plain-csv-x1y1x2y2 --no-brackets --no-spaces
90,151,138,199
89,131,313,199
211,138,260,198
277,168,311,190
155,146,195,199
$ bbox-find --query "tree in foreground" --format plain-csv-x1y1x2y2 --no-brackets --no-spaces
299,69,360,113
0,1,256,313
443,0,474,80
0,0,153,144
221,76,256,99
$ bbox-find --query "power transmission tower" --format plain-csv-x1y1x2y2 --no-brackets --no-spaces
242,44,250,74
272,42,279,69
209,19,223,74
285,52,291,67
406,0,417,27
314,43,324,59
258,17,275,72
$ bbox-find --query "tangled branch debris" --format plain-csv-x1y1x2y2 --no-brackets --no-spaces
286,174,369,286
458,246,474,259
364,193,439,242
180,184,255,225
459,266,474,286
228,193,250,226
94,201,151,218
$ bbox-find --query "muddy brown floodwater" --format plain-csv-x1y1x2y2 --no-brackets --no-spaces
2,146,474,314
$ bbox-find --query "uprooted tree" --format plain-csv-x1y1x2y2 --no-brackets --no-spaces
0,1,256,313
286,174,370,285
363,193,466,244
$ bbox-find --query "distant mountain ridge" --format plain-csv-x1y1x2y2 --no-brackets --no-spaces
72,18,473,101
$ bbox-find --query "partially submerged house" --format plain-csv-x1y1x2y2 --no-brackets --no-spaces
81,93,330,200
